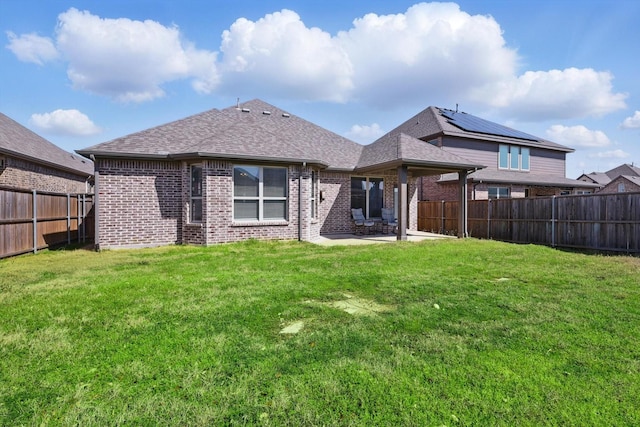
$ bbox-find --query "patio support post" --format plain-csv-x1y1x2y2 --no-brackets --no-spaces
458,170,468,238
397,165,408,241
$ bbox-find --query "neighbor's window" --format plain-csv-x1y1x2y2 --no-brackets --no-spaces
488,186,510,199
233,165,288,221
190,164,203,222
499,145,529,171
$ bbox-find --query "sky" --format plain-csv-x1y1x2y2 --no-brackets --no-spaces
1,0,639,178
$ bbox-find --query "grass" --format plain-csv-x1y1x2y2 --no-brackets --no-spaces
1,239,639,426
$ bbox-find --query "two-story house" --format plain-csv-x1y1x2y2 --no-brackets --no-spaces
380,106,598,201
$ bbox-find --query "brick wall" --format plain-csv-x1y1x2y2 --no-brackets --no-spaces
0,155,90,193
96,159,181,249
598,176,640,194
95,159,423,248
319,171,352,234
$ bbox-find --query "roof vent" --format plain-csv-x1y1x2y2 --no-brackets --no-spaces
262,110,271,115
282,113,290,118
241,108,250,113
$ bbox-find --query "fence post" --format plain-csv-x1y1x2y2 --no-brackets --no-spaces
441,200,445,234
32,190,37,254
487,199,492,240
81,194,85,243
551,195,556,248
67,194,71,245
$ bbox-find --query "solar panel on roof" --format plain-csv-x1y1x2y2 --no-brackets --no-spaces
439,109,539,142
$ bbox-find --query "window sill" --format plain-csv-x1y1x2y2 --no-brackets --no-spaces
186,222,204,228
232,220,289,227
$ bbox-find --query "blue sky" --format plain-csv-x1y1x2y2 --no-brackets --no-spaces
1,0,638,178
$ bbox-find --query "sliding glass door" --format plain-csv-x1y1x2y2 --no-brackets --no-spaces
351,177,384,218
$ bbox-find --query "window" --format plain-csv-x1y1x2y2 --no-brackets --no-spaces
488,186,510,199
233,165,287,221
499,145,529,171
190,165,203,222
618,182,625,193
351,177,383,218
310,170,318,219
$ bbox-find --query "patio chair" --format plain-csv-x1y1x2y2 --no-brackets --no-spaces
381,208,398,234
351,208,375,235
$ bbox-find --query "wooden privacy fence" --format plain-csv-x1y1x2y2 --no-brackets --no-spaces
0,186,94,258
418,192,640,253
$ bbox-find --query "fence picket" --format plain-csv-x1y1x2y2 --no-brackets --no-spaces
418,192,640,253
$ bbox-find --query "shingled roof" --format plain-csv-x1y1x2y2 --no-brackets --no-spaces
388,106,575,153
357,132,483,173
0,112,93,176
78,99,482,174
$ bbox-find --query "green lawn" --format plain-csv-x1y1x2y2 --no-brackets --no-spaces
1,239,639,426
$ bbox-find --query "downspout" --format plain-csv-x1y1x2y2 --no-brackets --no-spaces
90,154,100,251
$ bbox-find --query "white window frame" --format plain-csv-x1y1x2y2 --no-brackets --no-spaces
233,165,288,221
498,145,530,171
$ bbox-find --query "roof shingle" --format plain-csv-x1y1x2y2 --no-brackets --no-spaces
0,112,93,176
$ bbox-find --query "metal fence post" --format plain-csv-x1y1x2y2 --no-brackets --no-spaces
441,200,445,234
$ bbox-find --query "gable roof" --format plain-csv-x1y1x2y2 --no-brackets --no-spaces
387,106,575,153
578,172,611,185
0,112,94,176
605,163,640,179
357,132,483,173
78,100,363,170
78,99,482,174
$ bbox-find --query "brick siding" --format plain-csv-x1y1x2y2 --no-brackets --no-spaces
0,155,90,193
95,160,420,249
96,159,181,249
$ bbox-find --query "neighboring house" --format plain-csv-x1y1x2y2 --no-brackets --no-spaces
382,106,598,201
0,113,94,193
77,99,484,249
578,163,640,193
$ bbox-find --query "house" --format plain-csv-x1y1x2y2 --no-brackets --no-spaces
77,99,484,249
0,112,94,193
380,106,598,201
578,163,640,194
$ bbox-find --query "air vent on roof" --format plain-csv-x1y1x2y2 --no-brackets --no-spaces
262,111,271,115
241,108,250,113
282,113,290,118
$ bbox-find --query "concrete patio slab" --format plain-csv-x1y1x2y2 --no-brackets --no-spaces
312,230,454,246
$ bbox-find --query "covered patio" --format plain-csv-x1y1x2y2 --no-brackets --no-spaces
353,133,485,241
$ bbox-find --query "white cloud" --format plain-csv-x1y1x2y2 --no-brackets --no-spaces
54,8,218,102
219,10,353,102
336,3,517,107
30,109,101,136
546,124,611,148
5,31,59,65
477,68,627,121
588,149,629,159
4,4,628,118
621,111,640,129
345,123,384,143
